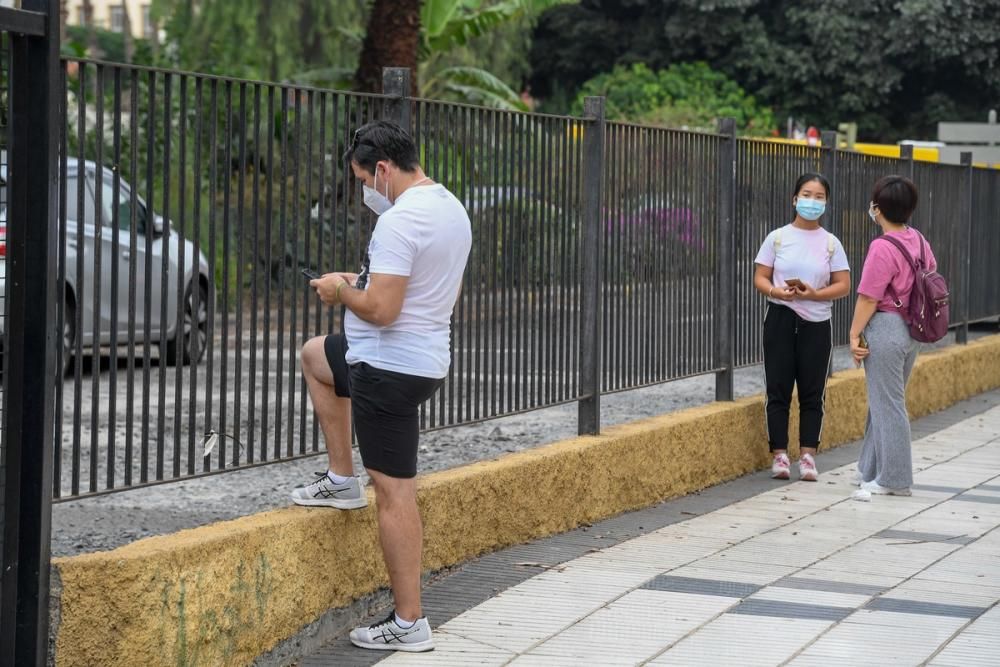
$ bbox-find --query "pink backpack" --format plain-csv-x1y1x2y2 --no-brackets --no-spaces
875,232,950,343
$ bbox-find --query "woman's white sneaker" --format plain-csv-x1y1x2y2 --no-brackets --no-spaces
771,453,791,479
860,480,912,496
798,453,818,482
349,611,435,652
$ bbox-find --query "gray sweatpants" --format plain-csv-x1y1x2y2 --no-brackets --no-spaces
857,312,919,489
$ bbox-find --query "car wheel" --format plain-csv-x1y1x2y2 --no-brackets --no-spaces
166,280,209,366
62,296,75,377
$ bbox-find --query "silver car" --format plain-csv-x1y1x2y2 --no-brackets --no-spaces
0,159,212,374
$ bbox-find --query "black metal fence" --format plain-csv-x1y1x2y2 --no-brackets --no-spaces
5,59,999,503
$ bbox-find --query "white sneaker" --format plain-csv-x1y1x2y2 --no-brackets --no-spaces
860,480,912,496
850,470,864,486
798,453,818,482
771,453,791,479
290,471,368,509
350,611,435,652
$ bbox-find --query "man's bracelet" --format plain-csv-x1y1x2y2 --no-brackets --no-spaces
336,281,347,301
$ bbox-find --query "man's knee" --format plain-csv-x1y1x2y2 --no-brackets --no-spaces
301,336,327,377
368,470,417,509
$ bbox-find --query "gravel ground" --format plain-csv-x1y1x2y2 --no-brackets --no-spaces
50,328,995,557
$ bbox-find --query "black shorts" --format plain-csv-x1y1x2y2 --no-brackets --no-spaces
324,334,443,479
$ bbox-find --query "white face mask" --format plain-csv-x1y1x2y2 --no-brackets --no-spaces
868,202,878,224
363,168,392,215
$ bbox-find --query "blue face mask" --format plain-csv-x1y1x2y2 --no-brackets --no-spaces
795,197,826,221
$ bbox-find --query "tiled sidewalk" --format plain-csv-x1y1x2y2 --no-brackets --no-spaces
300,390,1000,667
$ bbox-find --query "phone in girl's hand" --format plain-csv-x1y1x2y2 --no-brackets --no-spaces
784,277,804,290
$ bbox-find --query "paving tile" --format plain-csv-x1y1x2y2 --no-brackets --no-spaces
639,574,760,598
874,529,976,544
928,605,1000,667
728,598,854,621
647,615,833,667
772,576,885,597
750,585,872,609
864,597,989,619
375,631,513,667
787,611,968,666
521,589,734,664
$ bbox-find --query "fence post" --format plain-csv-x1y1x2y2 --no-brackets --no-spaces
382,67,411,131
715,117,737,401
0,1,60,665
578,97,606,435
900,144,915,181
957,151,973,344
821,130,838,378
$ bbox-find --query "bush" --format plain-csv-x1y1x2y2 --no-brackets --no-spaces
571,62,775,136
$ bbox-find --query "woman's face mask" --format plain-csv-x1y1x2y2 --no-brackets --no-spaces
795,197,826,221
868,202,879,224
363,165,393,215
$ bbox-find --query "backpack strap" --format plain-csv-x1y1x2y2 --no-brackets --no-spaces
827,232,835,261
873,230,927,306
773,228,783,253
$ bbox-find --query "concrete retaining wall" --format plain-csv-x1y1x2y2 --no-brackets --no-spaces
51,334,1000,666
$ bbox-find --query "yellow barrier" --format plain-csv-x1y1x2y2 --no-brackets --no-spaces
50,334,1000,667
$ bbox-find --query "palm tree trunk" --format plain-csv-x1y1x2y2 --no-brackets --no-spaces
121,1,134,62
353,0,421,95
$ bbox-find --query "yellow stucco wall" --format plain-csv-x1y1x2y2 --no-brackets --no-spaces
52,334,1000,666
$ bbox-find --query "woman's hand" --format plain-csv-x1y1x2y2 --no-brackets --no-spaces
794,281,820,300
772,286,797,301
850,335,870,366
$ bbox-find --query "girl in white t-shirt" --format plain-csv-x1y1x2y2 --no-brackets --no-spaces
753,173,851,482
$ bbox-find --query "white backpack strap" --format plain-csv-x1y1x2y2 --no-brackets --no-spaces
773,228,783,253
827,232,835,260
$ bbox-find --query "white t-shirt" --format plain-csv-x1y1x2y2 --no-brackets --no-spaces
345,183,472,378
754,224,850,322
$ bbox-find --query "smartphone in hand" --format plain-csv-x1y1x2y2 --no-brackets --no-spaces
784,277,804,290
301,268,321,281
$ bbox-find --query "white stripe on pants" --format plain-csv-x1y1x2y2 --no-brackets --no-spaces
857,312,919,489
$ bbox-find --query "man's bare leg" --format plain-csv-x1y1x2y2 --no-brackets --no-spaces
367,468,422,620
300,336,353,476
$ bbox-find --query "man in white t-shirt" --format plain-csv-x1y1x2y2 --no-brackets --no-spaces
291,120,472,653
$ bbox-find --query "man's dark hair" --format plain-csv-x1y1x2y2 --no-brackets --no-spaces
793,172,831,199
872,175,919,224
343,120,419,174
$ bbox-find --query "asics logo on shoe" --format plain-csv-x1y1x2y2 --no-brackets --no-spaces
377,625,419,643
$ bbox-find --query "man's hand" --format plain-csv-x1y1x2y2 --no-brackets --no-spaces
310,273,351,306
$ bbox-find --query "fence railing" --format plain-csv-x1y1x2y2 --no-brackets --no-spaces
9,59,1000,502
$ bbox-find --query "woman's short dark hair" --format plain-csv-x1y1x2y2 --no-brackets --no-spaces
343,120,419,174
871,175,918,224
793,172,831,199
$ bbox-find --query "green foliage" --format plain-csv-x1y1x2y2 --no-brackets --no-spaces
420,0,573,59
152,0,367,82
417,0,575,109
529,0,1000,141
423,66,528,110
572,62,775,135
64,25,154,63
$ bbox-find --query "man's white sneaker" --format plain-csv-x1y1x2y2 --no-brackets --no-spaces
771,453,791,479
798,453,818,482
290,471,368,509
860,480,911,496
350,611,435,652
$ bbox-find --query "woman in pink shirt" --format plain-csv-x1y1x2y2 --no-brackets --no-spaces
850,175,936,498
